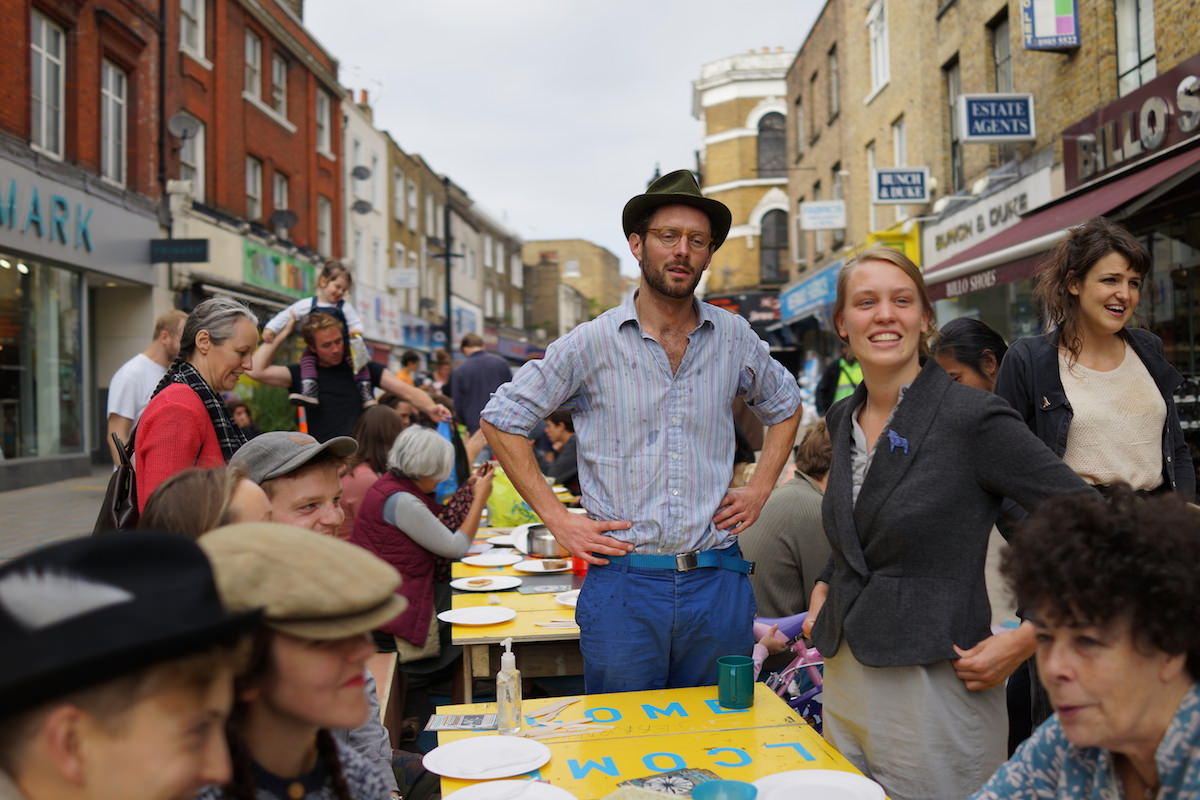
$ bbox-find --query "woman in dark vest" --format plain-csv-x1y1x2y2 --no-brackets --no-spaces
349,425,493,661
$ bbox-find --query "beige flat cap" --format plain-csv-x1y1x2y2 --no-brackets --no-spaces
200,522,408,640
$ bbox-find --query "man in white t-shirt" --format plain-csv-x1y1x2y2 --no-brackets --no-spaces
105,309,187,465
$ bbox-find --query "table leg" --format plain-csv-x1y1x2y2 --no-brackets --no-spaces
461,645,475,704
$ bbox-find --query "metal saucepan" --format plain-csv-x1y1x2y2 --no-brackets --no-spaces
525,524,569,557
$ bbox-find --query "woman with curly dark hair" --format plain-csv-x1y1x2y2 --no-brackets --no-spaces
996,217,1194,501
972,487,1200,798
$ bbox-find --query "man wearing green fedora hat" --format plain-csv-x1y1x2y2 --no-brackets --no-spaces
481,170,802,693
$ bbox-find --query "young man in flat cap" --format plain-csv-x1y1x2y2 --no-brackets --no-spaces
0,532,257,800
482,170,802,693
228,431,399,797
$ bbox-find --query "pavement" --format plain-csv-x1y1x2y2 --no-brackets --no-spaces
0,465,111,563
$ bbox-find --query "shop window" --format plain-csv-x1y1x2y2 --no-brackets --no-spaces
866,0,889,96
180,0,205,60
757,112,786,178
244,30,261,98
30,10,65,159
0,259,84,459
944,56,963,193
245,156,262,219
270,53,287,116
101,60,127,186
315,91,331,154
178,114,205,200
760,209,788,285
1115,0,1156,96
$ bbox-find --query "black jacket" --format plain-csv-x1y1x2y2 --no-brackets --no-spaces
813,359,1092,667
995,328,1194,501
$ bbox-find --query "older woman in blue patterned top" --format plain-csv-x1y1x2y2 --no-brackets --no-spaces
973,486,1200,799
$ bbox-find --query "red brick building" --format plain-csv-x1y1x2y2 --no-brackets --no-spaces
162,0,344,312
0,0,165,488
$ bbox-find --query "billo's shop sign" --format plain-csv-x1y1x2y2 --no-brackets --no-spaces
957,94,1036,143
1062,53,1200,191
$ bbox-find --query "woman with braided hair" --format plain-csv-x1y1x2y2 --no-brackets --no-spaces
135,297,259,509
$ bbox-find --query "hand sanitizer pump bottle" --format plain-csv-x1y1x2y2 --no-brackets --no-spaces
496,636,522,734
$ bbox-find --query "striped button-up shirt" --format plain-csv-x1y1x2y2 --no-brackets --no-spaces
481,291,801,555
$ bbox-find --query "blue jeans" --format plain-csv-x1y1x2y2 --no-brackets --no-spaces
575,543,755,693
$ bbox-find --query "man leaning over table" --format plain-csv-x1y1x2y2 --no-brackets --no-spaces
481,170,802,693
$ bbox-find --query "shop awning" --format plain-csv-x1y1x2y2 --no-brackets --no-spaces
925,143,1200,294
776,259,843,328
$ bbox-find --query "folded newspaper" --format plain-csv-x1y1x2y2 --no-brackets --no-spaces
424,713,498,731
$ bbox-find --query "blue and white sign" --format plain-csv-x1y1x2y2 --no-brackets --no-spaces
780,260,842,327
798,201,846,231
1020,0,1080,51
957,94,1036,143
871,167,930,204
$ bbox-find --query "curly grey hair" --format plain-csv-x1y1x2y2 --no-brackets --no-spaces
387,425,454,482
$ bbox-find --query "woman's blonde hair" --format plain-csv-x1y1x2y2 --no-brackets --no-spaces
833,247,936,355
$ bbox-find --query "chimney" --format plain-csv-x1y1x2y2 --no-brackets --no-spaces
281,0,303,18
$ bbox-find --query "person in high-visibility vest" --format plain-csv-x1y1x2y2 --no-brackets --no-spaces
816,347,862,414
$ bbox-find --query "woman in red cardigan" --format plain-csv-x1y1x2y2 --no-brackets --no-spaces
135,297,259,509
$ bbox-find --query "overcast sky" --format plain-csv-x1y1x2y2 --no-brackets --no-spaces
304,0,824,277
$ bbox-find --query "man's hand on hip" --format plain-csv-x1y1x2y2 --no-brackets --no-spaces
546,513,634,565
712,483,771,533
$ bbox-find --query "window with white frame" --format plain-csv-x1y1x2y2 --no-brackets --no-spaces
511,253,523,289
394,243,405,268
1115,0,1155,96
563,259,581,278
180,0,205,60
760,209,788,284
101,60,127,186
425,194,435,237
244,30,261,97
436,203,445,238
317,195,332,255
483,234,494,268
485,287,494,318
496,242,505,275
353,228,363,267
467,248,476,278
497,290,505,321
272,171,288,236
832,164,845,248
757,112,786,178
866,141,877,232
827,46,840,121
407,181,418,232
512,300,523,329
315,91,331,154
371,237,382,287
813,181,826,255
245,156,262,219
990,12,1015,163
866,0,889,95
178,114,204,199
944,56,963,193
794,197,807,264
30,10,65,158
370,154,380,208
393,168,405,223
270,54,287,116
892,116,907,222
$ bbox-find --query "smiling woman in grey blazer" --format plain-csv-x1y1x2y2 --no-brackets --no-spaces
803,248,1094,800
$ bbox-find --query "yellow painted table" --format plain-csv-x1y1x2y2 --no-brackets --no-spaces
435,685,862,799
450,591,580,702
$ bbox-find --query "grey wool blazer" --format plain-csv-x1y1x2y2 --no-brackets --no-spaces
811,358,1095,668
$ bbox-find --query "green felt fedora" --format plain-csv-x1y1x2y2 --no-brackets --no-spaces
622,169,732,249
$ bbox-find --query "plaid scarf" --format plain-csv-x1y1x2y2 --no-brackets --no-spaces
167,361,247,462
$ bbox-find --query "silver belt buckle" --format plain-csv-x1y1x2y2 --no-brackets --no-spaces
674,550,700,572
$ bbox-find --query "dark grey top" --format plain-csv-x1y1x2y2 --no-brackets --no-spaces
813,358,1095,667
449,350,513,433
739,471,829,618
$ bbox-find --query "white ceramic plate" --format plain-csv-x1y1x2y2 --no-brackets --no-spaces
437,607,517,626
423,735,552,780
753,770,885,800
450,576,523,592
514,558,572,574
486,534,516,547
462,552,523,567
555,589,580,608
444,782,577,800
